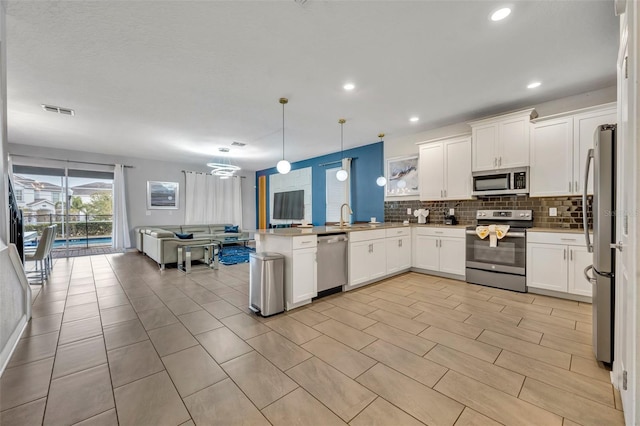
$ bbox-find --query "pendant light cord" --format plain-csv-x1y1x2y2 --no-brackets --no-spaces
282,101,285,161
339,118,346,160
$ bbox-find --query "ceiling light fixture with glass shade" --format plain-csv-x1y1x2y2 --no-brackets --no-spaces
336,118,349,182
376,133,387,187
207,147,241,179
276,97,291,174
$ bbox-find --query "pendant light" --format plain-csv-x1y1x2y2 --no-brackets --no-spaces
336,118,348,182
276,97,291,174
376,132,387,187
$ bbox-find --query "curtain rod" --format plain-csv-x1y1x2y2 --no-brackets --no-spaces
10,154,134,168
318,156,357,167
182,170,246,178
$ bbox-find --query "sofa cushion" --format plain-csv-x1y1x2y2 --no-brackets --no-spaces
224,225,239,233
175,233,194,239
150,230,176,238
182,225,210,234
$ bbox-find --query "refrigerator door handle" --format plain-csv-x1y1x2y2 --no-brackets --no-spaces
584,265,596,284
583,148,594,253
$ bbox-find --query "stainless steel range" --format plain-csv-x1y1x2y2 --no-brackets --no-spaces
465,209,533,292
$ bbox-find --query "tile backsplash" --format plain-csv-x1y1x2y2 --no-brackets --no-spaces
384,195,592,229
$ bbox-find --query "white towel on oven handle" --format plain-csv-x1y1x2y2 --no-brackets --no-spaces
475,225,510,248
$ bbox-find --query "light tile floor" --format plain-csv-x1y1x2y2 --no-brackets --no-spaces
0,253,625,425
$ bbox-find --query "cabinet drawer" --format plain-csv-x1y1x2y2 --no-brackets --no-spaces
349,229,386,242
414,227,465,238
527,231,587,246
292,235,317,249
385,227,411,238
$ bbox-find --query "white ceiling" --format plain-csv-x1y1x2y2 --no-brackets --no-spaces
5,1,618,172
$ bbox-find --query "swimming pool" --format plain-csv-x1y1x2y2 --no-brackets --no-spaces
54,237,112,248
26,237,113,248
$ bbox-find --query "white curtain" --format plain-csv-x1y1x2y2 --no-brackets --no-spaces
112,164,131,250
185,172,243,227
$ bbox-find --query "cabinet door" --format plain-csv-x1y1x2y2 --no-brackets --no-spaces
291,248,317,303
530,118,574,196
574,108,616,195
568,246,593,297
397,236,412,271
444,137,472,200
386,238,400,274
386,236,411,274
349,240,372,286
413,235,440,271
369,239,387,280
439,237,466,276
499,117,530,169
472,124,498,171
527,243,568,292
419,143,444,200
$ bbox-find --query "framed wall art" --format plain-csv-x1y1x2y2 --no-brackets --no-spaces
386,155,419,196
147,181,179,209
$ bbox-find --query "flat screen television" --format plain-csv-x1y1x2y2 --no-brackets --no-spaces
273,190,304,220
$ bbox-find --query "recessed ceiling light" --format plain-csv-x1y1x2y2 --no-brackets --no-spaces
409,117,419,122
491,7,511,21
527,81,542,89
343,83,355,91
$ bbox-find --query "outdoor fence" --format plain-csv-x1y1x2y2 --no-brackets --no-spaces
23,214,113,248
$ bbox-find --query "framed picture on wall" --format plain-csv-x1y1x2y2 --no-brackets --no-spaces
386,155,419,196
147,181,179,209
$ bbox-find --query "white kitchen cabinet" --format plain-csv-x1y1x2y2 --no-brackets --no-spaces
530,117,574,196
527,232,592,299
386,230,412,275
568,245,593,297
418,143,444,200
418,135,471,201
254,233,317,310
530,104,616,197
348,229,387,288
414,234,440,271
574,107,616,195
438,237,466,276
470,109,535,172
527,243,568,292
291,247,317,304
413,227,465,278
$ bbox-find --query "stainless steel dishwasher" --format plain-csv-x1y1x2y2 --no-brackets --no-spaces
316,233,348,295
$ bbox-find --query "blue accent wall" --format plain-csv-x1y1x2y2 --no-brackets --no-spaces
256,142,385,227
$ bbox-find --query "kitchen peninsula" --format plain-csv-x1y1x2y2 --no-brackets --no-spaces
254,223,467,310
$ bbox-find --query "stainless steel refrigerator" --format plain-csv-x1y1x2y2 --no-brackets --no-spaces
583,124,616,364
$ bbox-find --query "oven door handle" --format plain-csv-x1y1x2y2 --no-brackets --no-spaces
465,230,526,238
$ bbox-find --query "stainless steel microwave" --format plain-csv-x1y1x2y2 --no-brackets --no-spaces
472,167,529,196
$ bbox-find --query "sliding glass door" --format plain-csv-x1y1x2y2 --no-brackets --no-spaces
13,164,114,258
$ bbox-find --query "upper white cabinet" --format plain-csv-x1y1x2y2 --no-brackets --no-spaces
530,103,616,197
469,109,535,172
418,135,472,201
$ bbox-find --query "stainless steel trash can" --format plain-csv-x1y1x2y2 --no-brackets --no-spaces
249,252,284,317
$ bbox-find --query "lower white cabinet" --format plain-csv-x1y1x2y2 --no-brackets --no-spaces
291,247,317,304
386,228,412,274
413,227,465,277
527,232,592,298
255,234,318,310
348,229,387,287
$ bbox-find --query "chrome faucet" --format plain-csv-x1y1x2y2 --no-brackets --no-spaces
340,203,353,228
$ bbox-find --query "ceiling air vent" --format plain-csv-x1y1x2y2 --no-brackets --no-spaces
41,104,75,116
218,147,230,153
231,141,246,147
